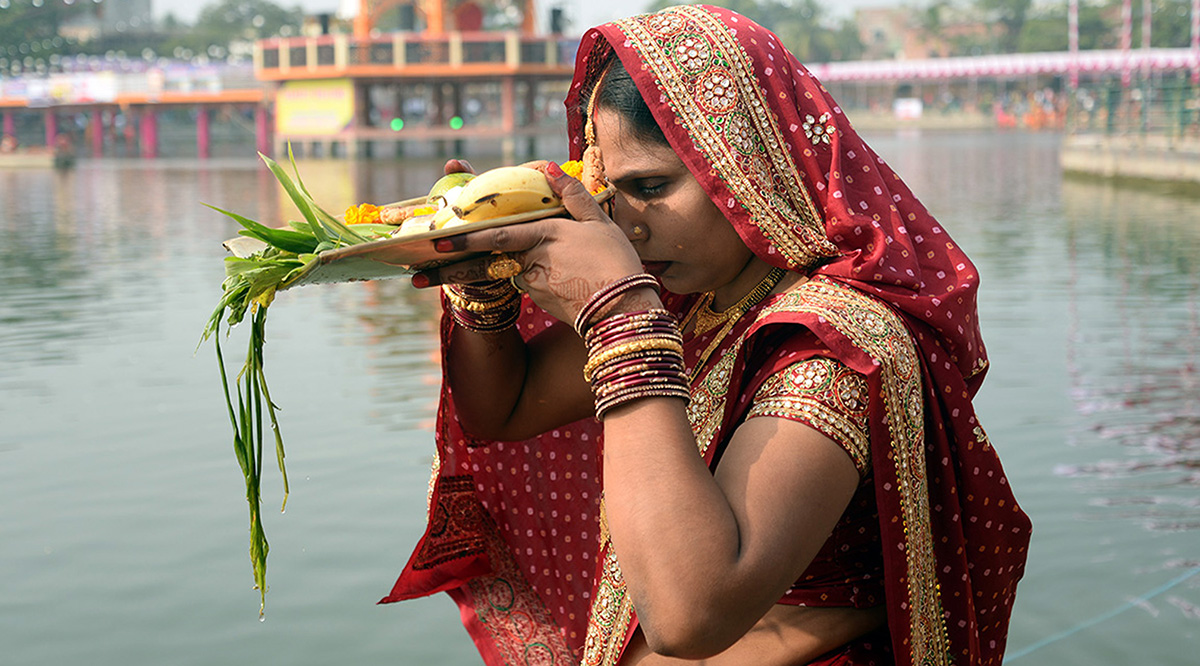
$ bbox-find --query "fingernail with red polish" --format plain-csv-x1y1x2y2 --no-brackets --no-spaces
411,273,430,288
546,161,564,178
434,238,456,253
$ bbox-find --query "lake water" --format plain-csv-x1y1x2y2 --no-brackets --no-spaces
1,131,1196,665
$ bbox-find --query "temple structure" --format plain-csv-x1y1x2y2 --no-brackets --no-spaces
256,0,574,159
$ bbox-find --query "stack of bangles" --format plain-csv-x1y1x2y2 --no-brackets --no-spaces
577,274,690,419
442,280,521,333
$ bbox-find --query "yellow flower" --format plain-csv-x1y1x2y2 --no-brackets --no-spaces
411,204,437,216
560,160,583,181
558,160,605,194
344,203,381,225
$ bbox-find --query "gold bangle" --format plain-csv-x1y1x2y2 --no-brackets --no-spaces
442,285,519,312
582,337,685,382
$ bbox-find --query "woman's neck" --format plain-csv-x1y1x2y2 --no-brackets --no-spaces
710,257,800,311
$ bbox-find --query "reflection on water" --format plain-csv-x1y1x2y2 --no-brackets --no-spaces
2,137,1198,665
1059,179,1200,536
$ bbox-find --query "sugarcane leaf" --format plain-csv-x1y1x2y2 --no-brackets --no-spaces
345,223,400,238
279,147,369,245
242,264,296,306
234,226,318,255
204,203,321,255
309,199,369,245
258,152,329,245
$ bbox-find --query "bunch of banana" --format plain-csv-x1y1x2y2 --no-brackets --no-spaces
394,165,564,236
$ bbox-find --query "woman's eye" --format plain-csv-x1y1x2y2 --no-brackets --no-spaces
636,181,668,197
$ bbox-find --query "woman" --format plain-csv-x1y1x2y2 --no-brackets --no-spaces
381,6,1031,666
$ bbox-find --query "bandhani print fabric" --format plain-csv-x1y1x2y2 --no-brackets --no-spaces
384,5,1032,666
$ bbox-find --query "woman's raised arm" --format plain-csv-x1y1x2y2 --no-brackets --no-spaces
414,163,656,440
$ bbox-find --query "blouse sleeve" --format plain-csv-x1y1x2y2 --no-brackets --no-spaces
745,356,872,475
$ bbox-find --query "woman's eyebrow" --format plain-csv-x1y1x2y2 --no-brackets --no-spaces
609,168,665,184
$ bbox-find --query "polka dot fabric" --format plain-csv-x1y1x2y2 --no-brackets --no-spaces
382,297,604,664
387,5,1031,666
564,5,1031,666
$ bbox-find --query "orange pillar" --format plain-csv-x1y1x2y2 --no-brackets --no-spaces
426,0,445,34
522,0,536,35
355,0,371,40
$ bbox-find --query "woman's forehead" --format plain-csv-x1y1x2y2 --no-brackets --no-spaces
593,109,683,179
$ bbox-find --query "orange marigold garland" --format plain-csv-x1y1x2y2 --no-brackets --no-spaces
344,202,382,225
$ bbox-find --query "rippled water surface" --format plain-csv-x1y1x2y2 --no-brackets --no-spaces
1,133,1196,665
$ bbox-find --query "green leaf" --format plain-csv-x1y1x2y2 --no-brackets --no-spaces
283,145,369,245
344,223,399,239
258,152,329,245
205,203,321,255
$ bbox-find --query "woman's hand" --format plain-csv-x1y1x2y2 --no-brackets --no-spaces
413,163,655,325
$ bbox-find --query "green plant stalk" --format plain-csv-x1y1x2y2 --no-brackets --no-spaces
203,146,400,616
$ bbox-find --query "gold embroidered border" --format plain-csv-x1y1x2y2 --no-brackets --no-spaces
747,356,871,473
466,531,577,666
581,329,747,666
616,7,836,270
757,277,949,666
581,548,634,666
581,277,946,665
747,399,870,476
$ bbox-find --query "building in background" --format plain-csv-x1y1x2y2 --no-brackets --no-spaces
59,0,155,43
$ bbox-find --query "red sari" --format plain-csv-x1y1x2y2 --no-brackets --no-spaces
381,6,1031,666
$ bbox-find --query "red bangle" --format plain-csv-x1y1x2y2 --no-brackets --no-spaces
574,273,661,337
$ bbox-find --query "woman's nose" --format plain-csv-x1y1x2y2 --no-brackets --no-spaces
608,196,648,242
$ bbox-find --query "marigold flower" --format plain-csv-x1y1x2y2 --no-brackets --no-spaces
411,204,437,216
344,203,381,225
559,160,606,194
560,160,584,181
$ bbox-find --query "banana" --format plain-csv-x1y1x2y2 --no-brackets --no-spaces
451,166,560,222
431,205,465,230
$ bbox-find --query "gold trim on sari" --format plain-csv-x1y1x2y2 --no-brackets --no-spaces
616,6,839,271
581,277,949,666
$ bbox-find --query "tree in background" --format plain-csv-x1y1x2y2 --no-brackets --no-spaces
0,0,93,71
977,0,1031,53
189,0,304,47
645,0,864,62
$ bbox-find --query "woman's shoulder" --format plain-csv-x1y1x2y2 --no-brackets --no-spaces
751,276,918,378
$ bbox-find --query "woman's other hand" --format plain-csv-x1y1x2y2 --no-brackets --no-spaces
413,162,656,326
443,158,475,175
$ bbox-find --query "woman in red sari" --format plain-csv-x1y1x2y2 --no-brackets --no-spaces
382,5,1031,665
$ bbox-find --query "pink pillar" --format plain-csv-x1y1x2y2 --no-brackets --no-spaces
1069,0,1079,90
1193,0,1199,85
1142,0,1153,80
254,104,271,157
1121,0,1133,88
2,110,14,138
91,108,104,157
45,110,58,148
140,108,158,159
197,106,211,159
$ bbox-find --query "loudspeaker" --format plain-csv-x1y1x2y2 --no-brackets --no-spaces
399,4,416,31
550,7,564,34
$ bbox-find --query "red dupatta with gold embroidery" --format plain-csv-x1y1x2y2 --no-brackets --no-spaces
384,6,1031,666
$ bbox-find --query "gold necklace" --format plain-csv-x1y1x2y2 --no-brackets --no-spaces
684,266,787,381
687,266,787,337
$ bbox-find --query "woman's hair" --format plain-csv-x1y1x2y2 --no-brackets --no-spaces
587,56,670,146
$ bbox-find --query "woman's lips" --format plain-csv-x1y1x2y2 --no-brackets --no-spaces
641,261,671,276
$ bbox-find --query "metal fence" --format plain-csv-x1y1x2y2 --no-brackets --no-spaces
1068,76,1200,138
